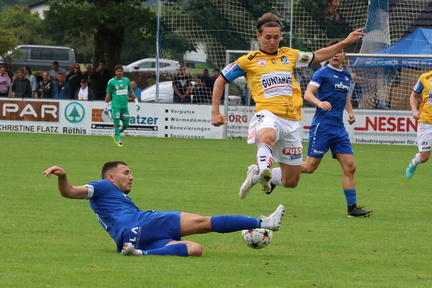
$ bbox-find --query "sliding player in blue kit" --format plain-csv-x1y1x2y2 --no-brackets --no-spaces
301,39,373,218
43,161,285,257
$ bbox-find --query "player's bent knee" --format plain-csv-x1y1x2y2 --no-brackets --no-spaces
282,179,299,188
187,242,203,257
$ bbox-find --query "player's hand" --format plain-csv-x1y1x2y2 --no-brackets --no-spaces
345,28,365,44
43,166,66,178
318,101,332,111
104,102,111,115
347,113,356,125
211,112,227,127
136,104,140,112
413,111,420,120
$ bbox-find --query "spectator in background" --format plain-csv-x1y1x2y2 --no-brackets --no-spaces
201,69,213,90
0,65,12,97
67,64,84,98
49,61,67,83
131,80,142,102
52,72,71,99
75,78,94,101
12,69,32,98
211,69,221,85
192,79,212,104
173,65,192,103
91,60,112,100
37,71,53,98
4,63,13,82
23,66,37,97
83,64,93,86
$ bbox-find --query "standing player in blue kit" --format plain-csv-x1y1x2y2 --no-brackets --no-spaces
301,39,373,218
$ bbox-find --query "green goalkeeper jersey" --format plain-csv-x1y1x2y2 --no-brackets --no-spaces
106,77,131,108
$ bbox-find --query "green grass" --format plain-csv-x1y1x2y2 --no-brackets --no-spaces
0,132,431,287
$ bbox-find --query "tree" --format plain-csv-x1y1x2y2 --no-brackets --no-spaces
0,5,47,45
0,5,46,60
45,0,156,71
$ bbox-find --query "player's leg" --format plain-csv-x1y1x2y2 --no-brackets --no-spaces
119,108,130,133
301,124,327,174
406,123,432,179
110,107,122,146
333,131,372,217
266,119,303,192
256,127,277,193
301,156,323,174
239,118,277,198
121,206,285,257
180,206,285,236
121,240,198,257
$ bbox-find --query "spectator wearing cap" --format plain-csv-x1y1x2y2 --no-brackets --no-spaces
67,64,84,98
49,61,67,83
75,78,95,101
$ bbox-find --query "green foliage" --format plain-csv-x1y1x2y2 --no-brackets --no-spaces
1,132,432,287
44,0,156,70
0,5,46,54
0,28,18,59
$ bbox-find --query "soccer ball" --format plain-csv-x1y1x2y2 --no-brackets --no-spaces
241,228,273,249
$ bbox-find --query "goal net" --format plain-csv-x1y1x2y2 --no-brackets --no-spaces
158,0,432,111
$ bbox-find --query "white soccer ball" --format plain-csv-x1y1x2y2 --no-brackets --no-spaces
241,228,273,249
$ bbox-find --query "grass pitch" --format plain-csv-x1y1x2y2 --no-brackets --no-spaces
1,132,431,288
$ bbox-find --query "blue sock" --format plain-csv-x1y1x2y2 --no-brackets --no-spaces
344,189,357,207
143,243,189,257
210,215,261,233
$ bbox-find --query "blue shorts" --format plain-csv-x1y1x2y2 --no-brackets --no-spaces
307,123,353,159
118,210,181,252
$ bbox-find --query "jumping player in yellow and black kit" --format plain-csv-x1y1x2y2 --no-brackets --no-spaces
405,71,432,179
211,12,365,199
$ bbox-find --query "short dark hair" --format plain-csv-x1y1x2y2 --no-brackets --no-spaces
327,38,341,47
101,161,128,179
52,61,59,65
256,12,282,32
114,64,123,71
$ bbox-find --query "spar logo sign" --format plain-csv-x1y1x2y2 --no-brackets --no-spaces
64,102,85,123
0,100,59,122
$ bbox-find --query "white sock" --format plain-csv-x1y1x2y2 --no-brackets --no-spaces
411,153,422,166
270,167,285,187
257,143,273,172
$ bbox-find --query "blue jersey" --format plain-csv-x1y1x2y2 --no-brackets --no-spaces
309,65,351,127
85,180,142,246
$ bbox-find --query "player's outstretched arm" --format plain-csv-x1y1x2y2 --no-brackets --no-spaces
312,28,365,64
43,166,89,199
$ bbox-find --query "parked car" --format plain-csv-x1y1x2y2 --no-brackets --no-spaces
123,58,180,73
0,45,76,71
141,78,245,105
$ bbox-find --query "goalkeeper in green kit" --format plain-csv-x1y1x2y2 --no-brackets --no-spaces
104,64,140,147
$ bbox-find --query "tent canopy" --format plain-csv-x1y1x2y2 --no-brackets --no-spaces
351,28,432,67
